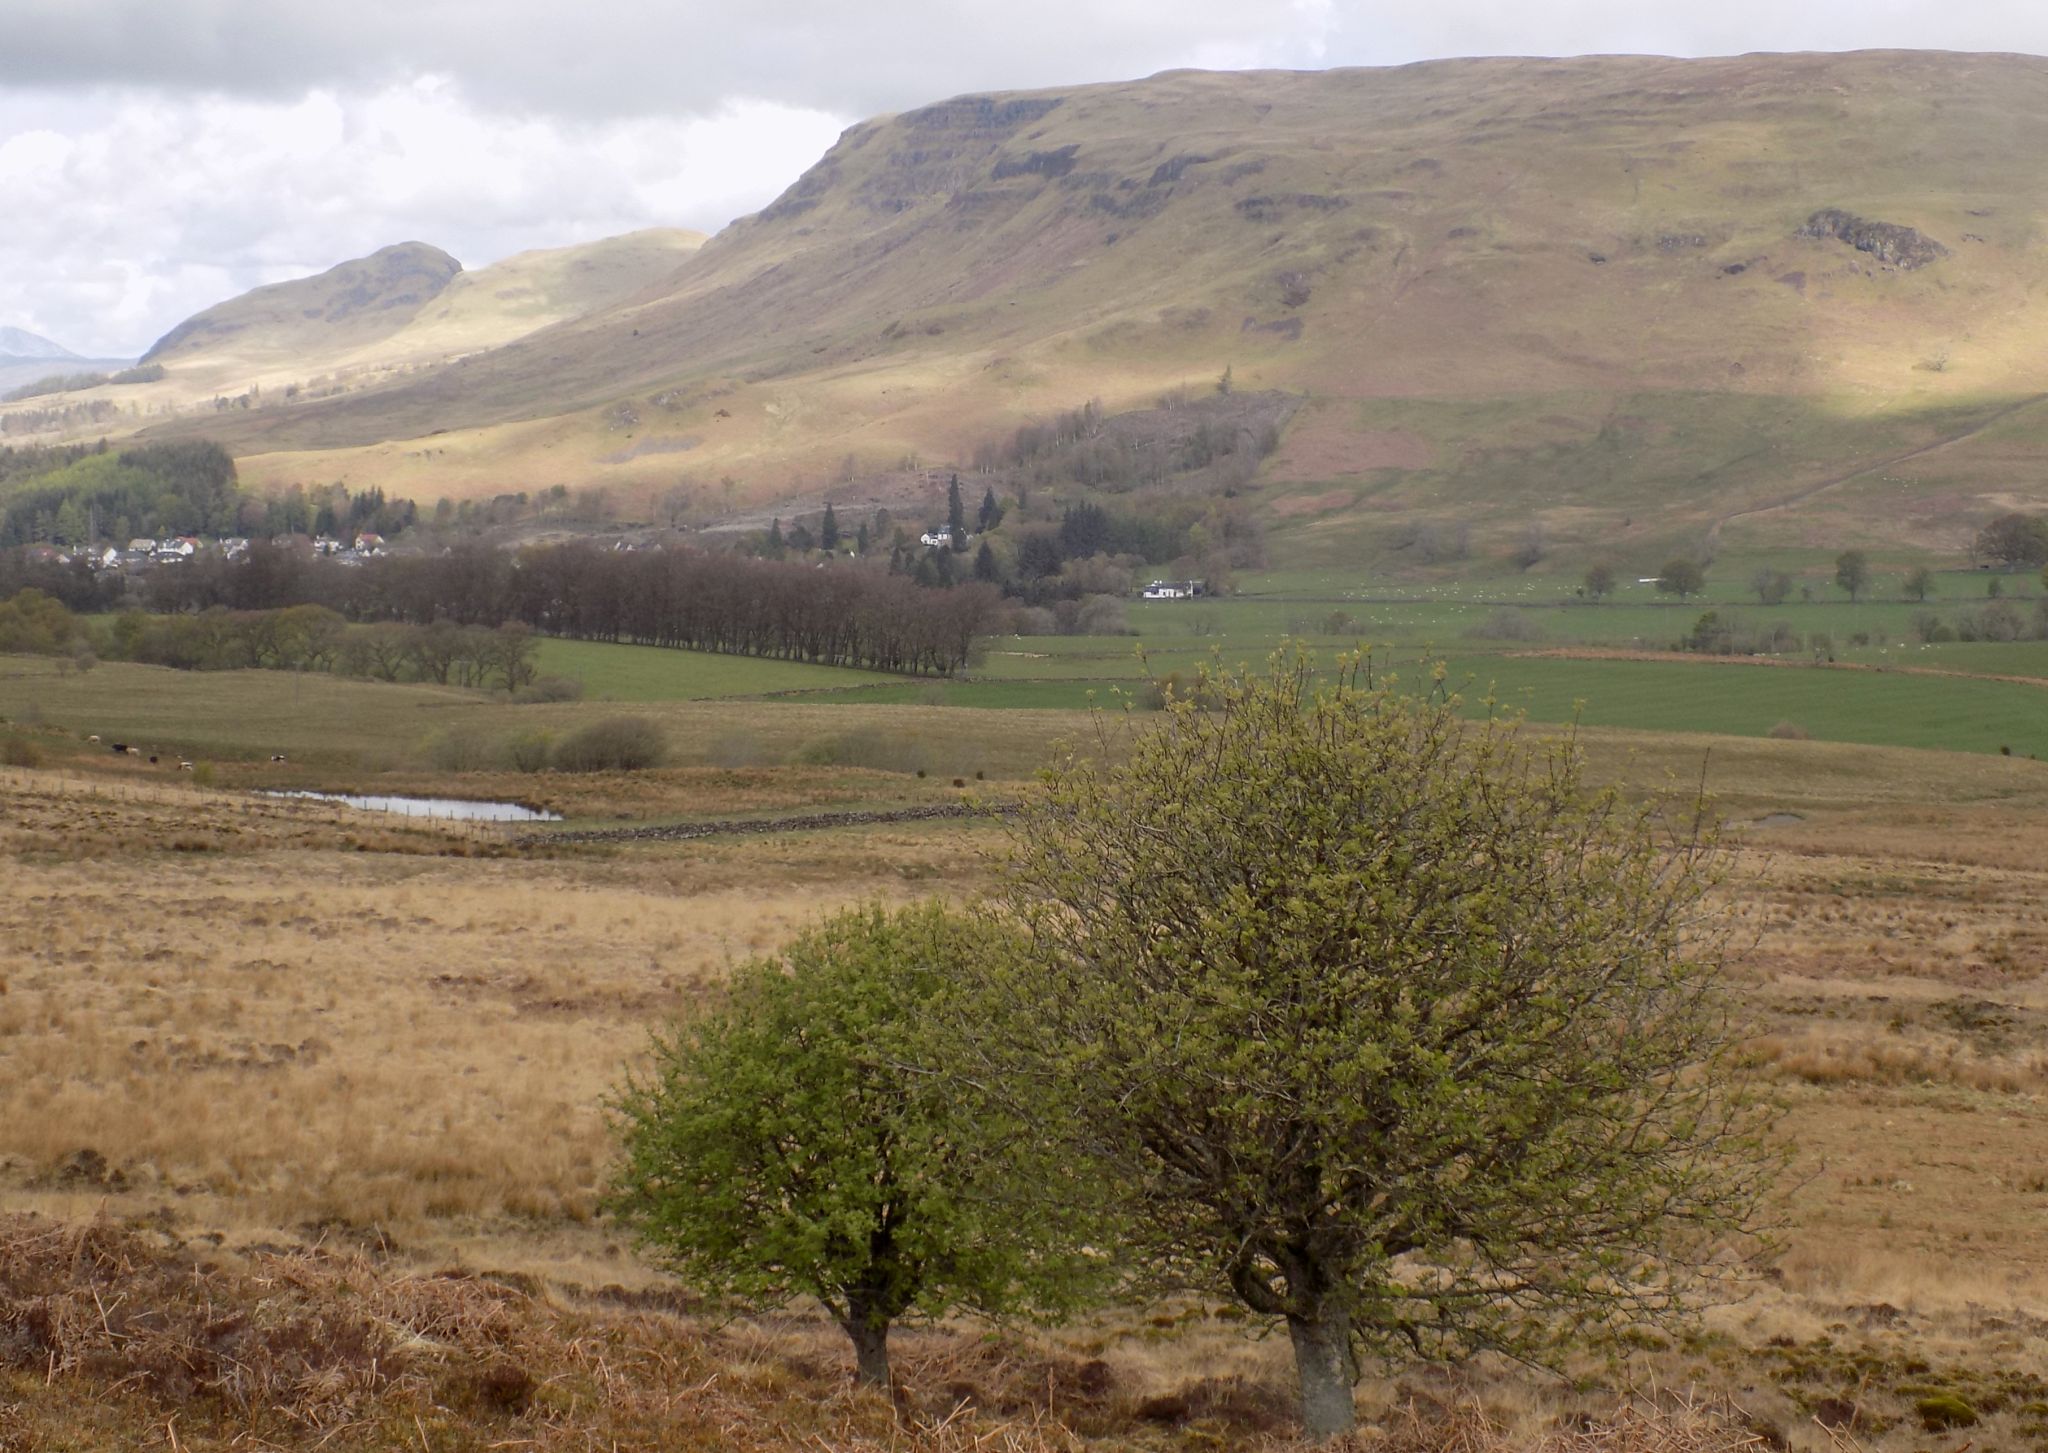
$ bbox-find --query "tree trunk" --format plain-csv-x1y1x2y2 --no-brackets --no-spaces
1286,1307,1357,1442
845,1314,892,1389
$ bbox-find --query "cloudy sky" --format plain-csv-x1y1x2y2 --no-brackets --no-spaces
4,0,2046,357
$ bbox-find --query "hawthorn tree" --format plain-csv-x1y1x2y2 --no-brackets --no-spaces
976,653,1780,1440
1973,511,2048,570
1904,565,1935,603
1656,557,1706,599
607,903,1103,1390
1582,563,1616,601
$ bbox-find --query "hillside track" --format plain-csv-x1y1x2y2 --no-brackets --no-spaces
1709,391,2048,546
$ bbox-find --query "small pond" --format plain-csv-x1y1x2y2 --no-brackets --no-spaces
260,790,561,823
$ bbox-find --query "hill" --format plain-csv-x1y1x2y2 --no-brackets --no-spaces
22,52,2048,564
0,326,82,362
0,232,704,452
139,241,467,367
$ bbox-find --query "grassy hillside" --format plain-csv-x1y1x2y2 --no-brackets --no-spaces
104,52,2048,557
0,232,704,456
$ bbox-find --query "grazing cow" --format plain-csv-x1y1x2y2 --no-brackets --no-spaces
87,734,100,744
109,742,128,755
269,754,287,764
178,761,194,772
148,755,158,764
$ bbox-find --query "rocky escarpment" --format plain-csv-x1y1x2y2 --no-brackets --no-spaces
1798,209,1949,270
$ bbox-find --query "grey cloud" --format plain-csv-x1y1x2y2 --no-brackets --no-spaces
0,0,1326,119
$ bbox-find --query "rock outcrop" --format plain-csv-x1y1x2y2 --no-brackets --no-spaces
1798,209,1949,269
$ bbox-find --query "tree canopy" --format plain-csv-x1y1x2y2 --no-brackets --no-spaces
1655,557,1707,599
974,652,1780,1439
608,903,1105,1389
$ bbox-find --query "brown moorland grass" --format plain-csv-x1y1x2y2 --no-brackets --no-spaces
2,680,2047,1447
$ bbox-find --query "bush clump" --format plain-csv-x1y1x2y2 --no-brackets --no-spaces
1,735,43,768
1916,1393,1979,1431
1766,721,1810,741
1472,608,1545,643
427,729,497,773
505,730,555,774
794,728,929,775
512,675,585,705
552,716,667,773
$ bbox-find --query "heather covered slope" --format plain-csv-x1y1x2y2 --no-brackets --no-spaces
21,50,2038,559
184,52,2048,547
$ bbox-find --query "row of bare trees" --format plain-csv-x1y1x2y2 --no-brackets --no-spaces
494,543,1000,675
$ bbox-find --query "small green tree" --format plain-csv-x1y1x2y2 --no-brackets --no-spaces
947,475,966,537
1582,562,1616,600
974,653,1779,1440
978,485,1004,532
820,502,841,552
609,904,1103,1390
1904,565,1935,602
1834,549,1870,602
1656,557,1706,599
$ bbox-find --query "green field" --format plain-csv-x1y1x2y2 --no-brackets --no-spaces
815,649,2048,757
532,638,897,701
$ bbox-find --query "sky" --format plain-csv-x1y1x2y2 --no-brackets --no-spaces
4,0,2047,357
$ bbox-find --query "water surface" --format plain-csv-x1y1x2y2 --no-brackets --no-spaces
262,790,561,823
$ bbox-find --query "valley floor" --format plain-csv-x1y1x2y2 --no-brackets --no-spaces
0,656,2045,1449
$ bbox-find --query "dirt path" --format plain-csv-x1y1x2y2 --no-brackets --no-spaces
1708,391,2048,546
525,800,1015,846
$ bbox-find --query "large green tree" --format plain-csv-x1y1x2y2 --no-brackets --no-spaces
976,653,1779,1440
608,903,1103,1389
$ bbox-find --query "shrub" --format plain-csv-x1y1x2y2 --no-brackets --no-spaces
1767,721,1810,741
794,728,928,775
427,728,497,772
1472,609,1544,642
1074,594,1130,636
512,675,585,704
553,716,666,773
505,730,555,774
1916,1393,1979,1431
1,735,43,768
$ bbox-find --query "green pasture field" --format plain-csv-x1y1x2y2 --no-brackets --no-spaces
532,637,896,701
820,648,2048,758
1124,569,2042,650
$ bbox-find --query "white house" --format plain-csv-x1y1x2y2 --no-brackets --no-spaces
919,528,967,549
1141,579,1204,600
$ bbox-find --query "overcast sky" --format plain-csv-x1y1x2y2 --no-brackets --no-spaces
4,1,2047,357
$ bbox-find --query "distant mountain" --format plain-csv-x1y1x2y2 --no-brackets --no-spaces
140,242,467,366
0,326,83,362
149,50,2048,563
